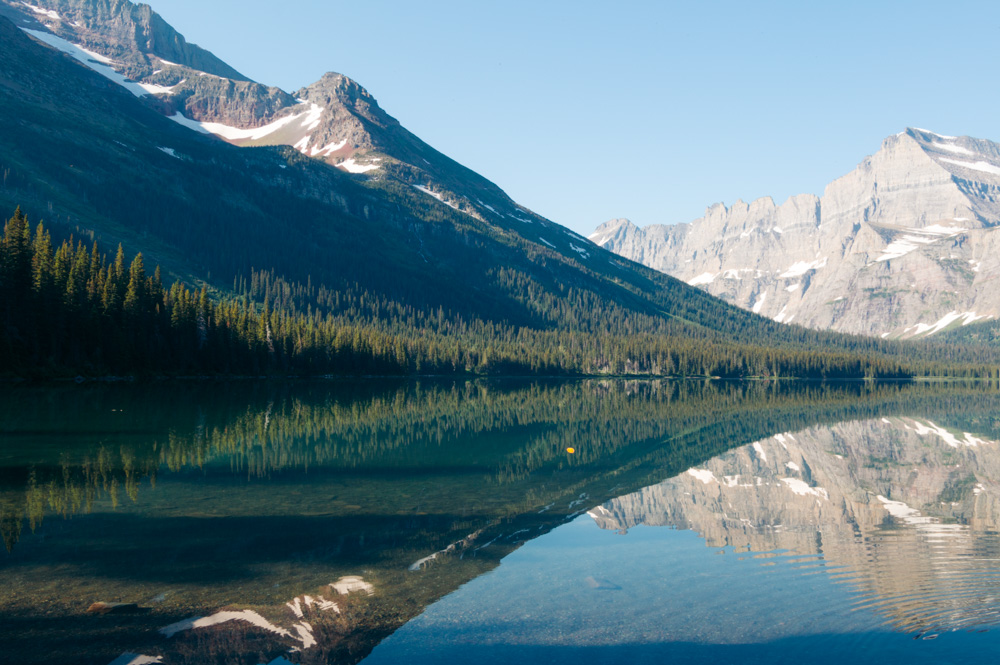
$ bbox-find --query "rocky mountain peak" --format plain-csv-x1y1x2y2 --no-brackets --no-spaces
595,129,1000,338
588,218,640,247
296,72,396,130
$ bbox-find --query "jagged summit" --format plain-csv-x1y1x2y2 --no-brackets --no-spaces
594,129,1000,339
297,72,392,124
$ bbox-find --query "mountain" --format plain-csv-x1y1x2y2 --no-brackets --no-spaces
1,0,997,378
591,129,1000,339
0,0,540,224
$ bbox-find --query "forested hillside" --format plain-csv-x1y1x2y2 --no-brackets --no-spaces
5,208,1000,379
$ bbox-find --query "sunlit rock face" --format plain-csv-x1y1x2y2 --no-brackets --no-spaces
592,129,1000,339
591,416,1000,634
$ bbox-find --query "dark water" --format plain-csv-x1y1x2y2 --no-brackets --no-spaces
3,379,1000,664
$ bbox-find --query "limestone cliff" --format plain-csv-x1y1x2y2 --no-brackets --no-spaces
592,129,1000,338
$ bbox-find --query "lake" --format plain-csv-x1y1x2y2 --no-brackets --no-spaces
3,379,1000,664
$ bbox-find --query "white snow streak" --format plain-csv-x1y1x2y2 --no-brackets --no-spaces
781,478,828,499
330,576,375,596
931,142,975,156
340,158,381,174
107,655,162,665
310,139,347,157
752,441,767,461
874,225,966,263
20,28,154,97
779,257,827,278
169,109,316,141
686,468,717,484
160,610,293,639
299,103,324,130
903,311,993,337
938,158,1000,176
22,3,60,20
687,272,716,286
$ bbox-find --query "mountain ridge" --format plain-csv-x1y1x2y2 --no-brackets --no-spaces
593,128,1000,339
2,2,998,378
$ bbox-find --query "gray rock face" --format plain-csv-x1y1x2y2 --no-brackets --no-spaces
592,129,1000,338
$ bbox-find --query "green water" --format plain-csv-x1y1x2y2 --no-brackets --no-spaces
3,379,1000,664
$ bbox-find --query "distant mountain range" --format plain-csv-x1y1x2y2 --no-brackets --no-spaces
591,128,1000,340
0,0,995,378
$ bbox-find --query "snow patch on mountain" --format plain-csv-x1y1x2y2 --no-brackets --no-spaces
310,139,347,157
938,158,1000,177
169,108,316,141
138,79,185,95
20,27,155,97
899,311,993,337
299,103,324,131
21,2,59,20
779,257,827,278
340,158,380,174
687,272,716,286
781,478,828,499
931,142,975,156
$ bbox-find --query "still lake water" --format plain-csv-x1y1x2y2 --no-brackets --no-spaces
3,379,1000,664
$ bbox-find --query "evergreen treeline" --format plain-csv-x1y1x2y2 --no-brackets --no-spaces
1,207,997,379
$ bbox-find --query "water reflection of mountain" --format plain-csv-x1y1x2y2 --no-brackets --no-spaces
3,380,1000,664
590,415,1000,635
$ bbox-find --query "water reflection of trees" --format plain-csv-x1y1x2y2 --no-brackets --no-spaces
4,379,1000,552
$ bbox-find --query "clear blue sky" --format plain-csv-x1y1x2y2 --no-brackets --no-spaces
149,0,1000,234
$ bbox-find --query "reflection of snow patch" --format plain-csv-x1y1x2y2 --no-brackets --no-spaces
108,655,162,665
686,468,716,484
330,576,374,596
752,442,767,462
781,478,828,499
904,418,995,448
160,610,293,639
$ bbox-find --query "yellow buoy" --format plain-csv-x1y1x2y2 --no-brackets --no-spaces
566,447,576,454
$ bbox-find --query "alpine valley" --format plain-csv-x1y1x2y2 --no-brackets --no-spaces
592,128,1000,342
0,0,997,379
